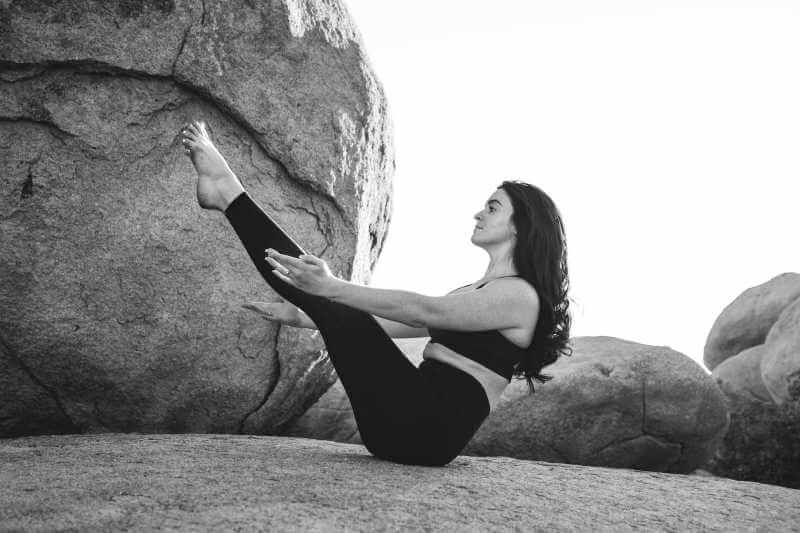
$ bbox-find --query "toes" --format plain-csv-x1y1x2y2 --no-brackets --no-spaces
181,136,196,155
179,120,210,155
194,120,210,138
180,123,199,141
182,129,198,141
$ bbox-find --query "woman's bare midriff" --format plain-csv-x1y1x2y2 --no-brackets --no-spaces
422,341,510,413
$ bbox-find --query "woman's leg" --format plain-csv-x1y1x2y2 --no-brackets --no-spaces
180,121,445,464
224,191,435,461
223,190,327,316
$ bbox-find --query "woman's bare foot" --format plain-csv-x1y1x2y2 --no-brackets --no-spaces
180,120,245,211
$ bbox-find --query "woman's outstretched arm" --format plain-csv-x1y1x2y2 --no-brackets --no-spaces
295,308,429,338
324,277,538,333
263,248,534,333
243,298,429,338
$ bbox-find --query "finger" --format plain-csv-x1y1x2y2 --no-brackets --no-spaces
265,256,292,276
264,249,299,269
272,269,294,285
241,303,279,321
264,250,289,269
266,249,305,268
247,301,278,310
242,305,269,317
300,254,322,265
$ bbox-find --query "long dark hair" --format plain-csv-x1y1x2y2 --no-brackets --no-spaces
499,180,573,393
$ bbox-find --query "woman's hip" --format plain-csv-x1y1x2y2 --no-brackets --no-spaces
418,359,491,446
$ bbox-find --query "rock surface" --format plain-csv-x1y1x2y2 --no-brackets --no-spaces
0,0,393,436
2,434,798,531
703,272,800,371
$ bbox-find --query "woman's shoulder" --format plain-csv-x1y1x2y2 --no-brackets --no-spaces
445,283,475,295
450,275,538,299
479,276,540,305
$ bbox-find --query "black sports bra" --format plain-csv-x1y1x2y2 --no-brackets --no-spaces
426,275,532,380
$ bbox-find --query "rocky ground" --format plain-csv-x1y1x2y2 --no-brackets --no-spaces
2,434,798,531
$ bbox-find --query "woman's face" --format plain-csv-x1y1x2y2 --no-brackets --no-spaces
472,188,516,245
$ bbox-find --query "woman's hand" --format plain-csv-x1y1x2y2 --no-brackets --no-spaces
264,249,341,298
241,300,302,327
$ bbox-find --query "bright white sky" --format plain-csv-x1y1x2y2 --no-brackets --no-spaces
344,0,799,369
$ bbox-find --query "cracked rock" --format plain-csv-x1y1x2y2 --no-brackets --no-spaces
0,0,393,437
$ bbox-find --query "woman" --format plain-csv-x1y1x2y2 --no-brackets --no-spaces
179,120,572,466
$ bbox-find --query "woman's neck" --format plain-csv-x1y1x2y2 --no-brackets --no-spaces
482,259,517,281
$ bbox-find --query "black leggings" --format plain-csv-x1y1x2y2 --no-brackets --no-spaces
224,191,490,466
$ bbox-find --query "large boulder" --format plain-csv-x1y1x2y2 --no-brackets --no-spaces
464,336,729,473
3,434,799,531
708,346,800,489
0,0,393,436
703,273,800,371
